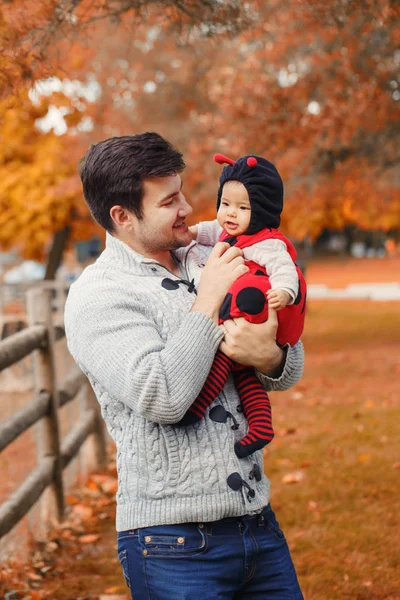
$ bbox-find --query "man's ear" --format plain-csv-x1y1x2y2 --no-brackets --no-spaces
110,205,134,231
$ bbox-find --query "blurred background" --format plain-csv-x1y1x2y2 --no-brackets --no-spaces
0,1,399,598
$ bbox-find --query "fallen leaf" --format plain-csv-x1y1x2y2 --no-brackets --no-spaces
65,494,80,505
72,504,94,520
292,529,306,539
45,541,60,552
78,533,101,544
100,479,118,495
357,454,371,463
275,458,294,467
282,470,305,484
285,427,297,435
25,569,43,581
86,480,100,491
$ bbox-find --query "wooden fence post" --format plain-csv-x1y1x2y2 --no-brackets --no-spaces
26,287,64,528
82,382,108,472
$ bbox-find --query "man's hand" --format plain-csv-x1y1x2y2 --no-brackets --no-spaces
266,289,291,311
219,308,285,376
191,242,249,323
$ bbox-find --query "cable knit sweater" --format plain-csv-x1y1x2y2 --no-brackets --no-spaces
64,232,304,531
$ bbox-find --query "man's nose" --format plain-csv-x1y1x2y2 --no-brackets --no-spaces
178,197,193,217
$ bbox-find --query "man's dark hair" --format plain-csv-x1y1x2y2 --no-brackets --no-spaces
79,133,186,232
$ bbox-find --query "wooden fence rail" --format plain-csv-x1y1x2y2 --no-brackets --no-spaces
0,285,107,540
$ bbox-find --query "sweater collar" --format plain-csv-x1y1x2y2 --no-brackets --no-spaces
103,232,194,274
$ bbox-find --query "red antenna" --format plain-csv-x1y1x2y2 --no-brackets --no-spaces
247,157,258,167
214,153,236,166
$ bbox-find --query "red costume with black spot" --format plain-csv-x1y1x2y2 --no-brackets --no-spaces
218,227,306,346
178,154,307,459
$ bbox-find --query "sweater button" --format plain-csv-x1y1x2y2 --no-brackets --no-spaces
177,537,184,544
143,550,148,556
198,523,204,529
145,536,152,542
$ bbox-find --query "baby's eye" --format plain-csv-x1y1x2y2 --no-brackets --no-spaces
240,206,250,210
222,201,229,207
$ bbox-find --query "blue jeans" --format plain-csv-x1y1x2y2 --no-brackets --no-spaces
117,504,304,599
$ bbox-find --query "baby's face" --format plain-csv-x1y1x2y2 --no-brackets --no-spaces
217,181,251,236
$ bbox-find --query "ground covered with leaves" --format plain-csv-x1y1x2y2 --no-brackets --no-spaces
270,300,400,599
1,284,399,598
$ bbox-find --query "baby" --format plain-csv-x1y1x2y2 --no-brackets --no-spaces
177,153,306,459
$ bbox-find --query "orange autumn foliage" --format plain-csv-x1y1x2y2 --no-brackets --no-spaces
0,0,399,260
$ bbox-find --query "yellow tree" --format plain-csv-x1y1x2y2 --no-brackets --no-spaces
0,91,99,261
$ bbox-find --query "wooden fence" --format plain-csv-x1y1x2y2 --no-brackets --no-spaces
0,284,107,540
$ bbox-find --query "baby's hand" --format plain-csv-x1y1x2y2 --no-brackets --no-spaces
189,225,198,240
266,289,291,311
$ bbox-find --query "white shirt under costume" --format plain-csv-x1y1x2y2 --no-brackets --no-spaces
196,220,299,303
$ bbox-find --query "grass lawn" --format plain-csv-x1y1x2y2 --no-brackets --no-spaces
267,300,400,599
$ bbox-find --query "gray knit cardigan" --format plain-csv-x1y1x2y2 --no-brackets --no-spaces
64,233,304,531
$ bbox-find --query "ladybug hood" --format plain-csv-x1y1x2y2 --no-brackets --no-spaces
215,153,283,234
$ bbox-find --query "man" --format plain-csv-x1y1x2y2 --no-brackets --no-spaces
65,133,304,599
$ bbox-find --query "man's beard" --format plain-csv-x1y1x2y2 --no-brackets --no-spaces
139,228,190,253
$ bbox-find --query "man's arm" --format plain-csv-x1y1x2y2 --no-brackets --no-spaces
256,340,304,391
219,309,304,391
65,279,224,425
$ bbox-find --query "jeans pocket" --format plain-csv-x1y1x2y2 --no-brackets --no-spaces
264,509,285,541
139,524,208,558
118,548,131,589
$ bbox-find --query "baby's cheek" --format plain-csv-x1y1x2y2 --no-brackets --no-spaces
216,212,225,228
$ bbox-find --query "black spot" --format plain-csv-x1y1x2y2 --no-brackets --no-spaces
236,287,266,315
255,269,268,277
225,237,237,246
219,293,233,320
293,277,302,305
301,290,307,314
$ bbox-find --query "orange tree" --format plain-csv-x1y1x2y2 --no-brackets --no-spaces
191,0,400,238
0,91,98,261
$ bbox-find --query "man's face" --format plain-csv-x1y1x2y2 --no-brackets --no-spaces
130,174,193,254
217,181,251,236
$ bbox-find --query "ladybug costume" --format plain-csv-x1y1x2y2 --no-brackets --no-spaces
178,154,307,459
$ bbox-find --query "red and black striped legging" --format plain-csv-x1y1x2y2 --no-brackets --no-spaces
177,350,274,459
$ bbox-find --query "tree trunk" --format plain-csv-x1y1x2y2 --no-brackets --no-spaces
44,225,71,281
